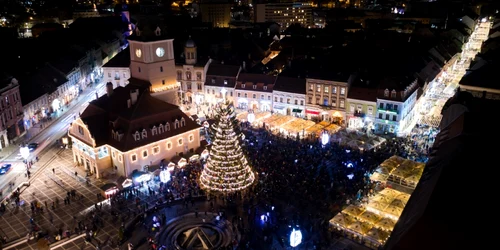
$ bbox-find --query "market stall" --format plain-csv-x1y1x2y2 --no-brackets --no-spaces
280,119,315,136
329,187,414,249
324,124,341,134
305,124,326,136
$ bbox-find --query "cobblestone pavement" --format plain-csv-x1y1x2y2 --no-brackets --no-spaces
0,147,121,250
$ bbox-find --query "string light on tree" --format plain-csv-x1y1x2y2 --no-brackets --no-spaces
199,101,255,193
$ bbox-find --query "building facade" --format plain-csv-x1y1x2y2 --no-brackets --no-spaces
175,37,212,105
200,2,232,28
68,84,201,178
346,87,378,130
272,76,306,117
235,73,275,112
254,2,313,28
103,47,131,89
22,93,49,130
305,77,350,123
204,64,241,105
0,77,24,148
374,79,419,134
128,28,179,105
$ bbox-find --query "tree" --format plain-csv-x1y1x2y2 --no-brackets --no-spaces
199,101,255,193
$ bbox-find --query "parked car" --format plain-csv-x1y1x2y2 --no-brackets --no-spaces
0,164,12,175
28,143,39,151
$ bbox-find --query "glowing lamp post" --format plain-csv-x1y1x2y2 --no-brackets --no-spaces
20,146,30,160
321,131,329,146
290,228,302,247
247,112,255,124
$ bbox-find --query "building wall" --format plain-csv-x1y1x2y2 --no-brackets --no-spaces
346,98,376,129
235,89,273,112
23,93,49,129
69,118,202,178
104,66,131,88
255,3,313,28
129,40,178,98
0,81,23,146
459,85,500,100
200,3,232,28
272,90,306,117
175,64,206,104
305,78,348,122
374,88,418,134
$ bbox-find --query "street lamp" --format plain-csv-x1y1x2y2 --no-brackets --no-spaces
20,146,30,160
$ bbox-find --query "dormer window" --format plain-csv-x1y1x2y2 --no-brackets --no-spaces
165,123,170,131
158,124,164,133
253,84,257,89
151,126,158,136
384,89,389,97
211,78,215,84
174,120,179,129
263,86,268,90
141,129,147,139
180,118,186,127
242,83,245,88
391,90,397,98
224,80,228,85
133,131,140,141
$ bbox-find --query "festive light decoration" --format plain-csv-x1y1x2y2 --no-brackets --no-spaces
290,228,302,247
199,101,255,193
321,132,329,146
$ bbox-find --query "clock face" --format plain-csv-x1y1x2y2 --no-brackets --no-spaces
156,47,165,57
135,49,142,58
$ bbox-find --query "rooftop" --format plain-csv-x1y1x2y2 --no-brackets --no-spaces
103,47,131,68
273,76,306,94
76,84,200,152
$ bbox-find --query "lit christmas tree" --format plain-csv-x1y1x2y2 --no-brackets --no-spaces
199,101,255,193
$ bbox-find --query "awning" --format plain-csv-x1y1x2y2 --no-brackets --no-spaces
306,110,320,115
292,109,302,113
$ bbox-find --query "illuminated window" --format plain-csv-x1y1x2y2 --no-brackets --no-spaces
189,134,194,142
153,146,160,154
166,142,172,150
340,88,346,95
178,138,183,146
131,154,137,162
142,150,148,158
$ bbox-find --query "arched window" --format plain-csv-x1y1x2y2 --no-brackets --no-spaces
391,90,397,98
151,126,158,136
158,124,164,134
165,123,170,131
174,120,179,129
180,118,186,127
384,89,389,97
141,129,147,139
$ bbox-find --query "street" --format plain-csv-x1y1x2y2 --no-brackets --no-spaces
0,82,107,203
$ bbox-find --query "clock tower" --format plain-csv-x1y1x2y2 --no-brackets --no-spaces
128,26,179,105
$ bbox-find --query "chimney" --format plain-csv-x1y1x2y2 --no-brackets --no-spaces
130,89,139,105
106,82,113,97
127,99,131,108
